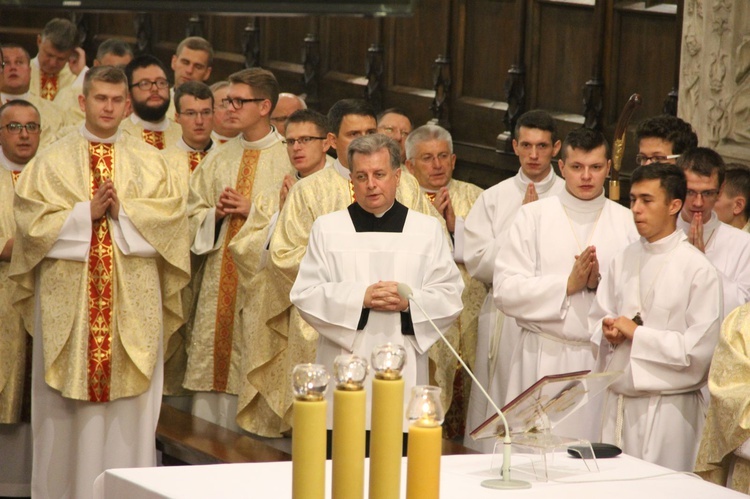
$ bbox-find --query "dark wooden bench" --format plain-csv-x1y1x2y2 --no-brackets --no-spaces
156,403,291,465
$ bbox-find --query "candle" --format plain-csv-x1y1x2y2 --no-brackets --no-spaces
332,355,368,499
291,364,329,499
369,343,407,499
405,385,444,499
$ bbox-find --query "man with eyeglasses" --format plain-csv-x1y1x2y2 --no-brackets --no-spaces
0,99,42,498
1,43,67,147
10,65,189,499
463,109,564,451
165,37,214,123
675,148,750,317
377,108,413,164
210,81,240,144
121,55,182,150
490,128,638,442
635,114,698,167
404,124,486,437
185,68,294,430
270,92,306,135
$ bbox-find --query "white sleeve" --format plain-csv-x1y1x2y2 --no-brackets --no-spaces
452,216,466,263
46,202,92,261
191,207,222,254
110,206,157,257
463,194,496,283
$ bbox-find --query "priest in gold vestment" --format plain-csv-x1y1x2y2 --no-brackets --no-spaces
236,99,445,437
29,18,80,102
0,100,42,498
695,303,750,493
404,124,487,437
10,67,189,499
185,68,293,430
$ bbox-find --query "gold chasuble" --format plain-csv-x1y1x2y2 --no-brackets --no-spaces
29,58,75,103
189,151,208,172
120,116,182,151
0,168,27,423
185,134,293,396
10,130,190,401
142,130,166,150
39,73,59,101
87,143,115,401
234,165,445,437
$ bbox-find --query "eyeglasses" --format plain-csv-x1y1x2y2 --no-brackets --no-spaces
221,97,266,110
179,109,213,120
635,153,681,165
283,136,326,147
1,122,41,134
130,79,170,91
378,126,410,139
416,152,452,163
686,189,719,200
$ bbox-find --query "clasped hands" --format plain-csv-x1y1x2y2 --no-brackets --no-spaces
91,180,120,221
364,281,409,312
566,245,600,295
216,187,250,221
602,316,638,345
431,187,456,233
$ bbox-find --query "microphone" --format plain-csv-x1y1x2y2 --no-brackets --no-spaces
396,283,530,490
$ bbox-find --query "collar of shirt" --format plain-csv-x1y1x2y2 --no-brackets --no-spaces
239,127,279,150
80,122,121,144
642,228,686,254
515,166,559,195
348,200,407,232
0,149,25,172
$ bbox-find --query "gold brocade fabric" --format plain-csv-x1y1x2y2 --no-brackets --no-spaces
119,118,182,151
184,137,293,395
234,168,452,436
142,130,166,150
0,169,27,423
39,73,58,101
29,60,74,103
422,180,487,437
189,151,208,172
695,304,750,493
11,171,21,184
9,131,190,401
212,149,260,392
87,143,115,402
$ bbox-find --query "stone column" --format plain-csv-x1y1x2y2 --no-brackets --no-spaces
678,0,750,163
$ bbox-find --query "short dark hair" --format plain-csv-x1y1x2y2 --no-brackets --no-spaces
124,55,169,90
635,115,698,155
40,18,78,52
631,162,687,206
676,147,725,189
83,65,128,97
96,38,133,63
723,164,750,220
174,81,213,114
377,107,413,128
347,134,401,172
175,36,214,67
514,109,558,143
327,99,376,136
228,68,280,112
561,127,611,161
1,43,31,63
285,109,329,136
0,99,40,123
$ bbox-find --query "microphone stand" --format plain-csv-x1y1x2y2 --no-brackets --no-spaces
397,283,531,490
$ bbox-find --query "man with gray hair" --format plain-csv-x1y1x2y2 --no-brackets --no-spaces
405,123,486,436
30,17,82,102
291,133,464,431
270,92,306,135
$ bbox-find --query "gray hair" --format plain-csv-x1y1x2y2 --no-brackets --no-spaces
405,124,453,160
347,134,401,171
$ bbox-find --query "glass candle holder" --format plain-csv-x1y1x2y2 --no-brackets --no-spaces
406,385,444,428
292,363,330,401
333,355,368,390
371,343,407,380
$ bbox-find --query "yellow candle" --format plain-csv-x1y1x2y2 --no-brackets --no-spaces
406,424,442,499
369,377,404,499
332,388,366,499
292,399,327,499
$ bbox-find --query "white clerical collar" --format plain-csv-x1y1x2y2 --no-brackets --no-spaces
642,228,686,254
333,158,351,181
558,187,606,212
514,167,558,195
130,112,171,132
0,149,25,172
211,131,237,143
240,127,280,150
80,123,121,144
1,91,31,104
373,202,395,218
176,136,213,153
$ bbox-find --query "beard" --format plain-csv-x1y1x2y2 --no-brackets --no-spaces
132,96,170,122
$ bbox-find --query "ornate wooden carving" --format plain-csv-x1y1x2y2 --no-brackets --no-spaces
429,55,452,130
302,32,321,110
365,42,384,114
134,13,155,56
502,65,526,147
583,78,604,130
186,15,204,38
242,18,261,69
